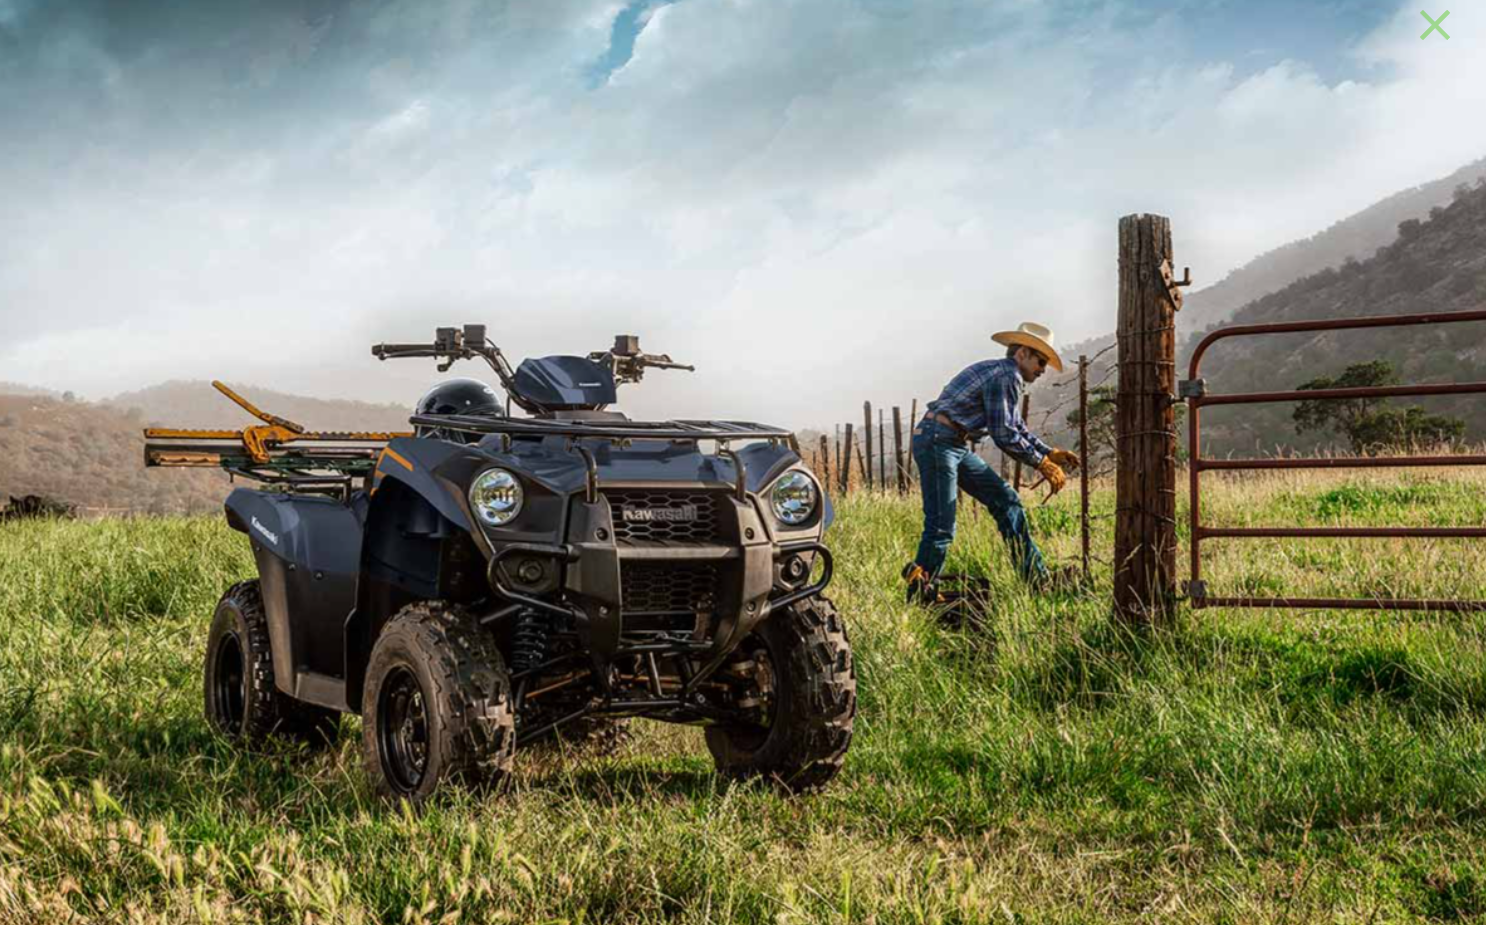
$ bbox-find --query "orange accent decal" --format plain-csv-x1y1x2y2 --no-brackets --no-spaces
382,447,415,472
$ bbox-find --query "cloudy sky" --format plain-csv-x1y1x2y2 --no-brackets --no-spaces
1,0,1481,429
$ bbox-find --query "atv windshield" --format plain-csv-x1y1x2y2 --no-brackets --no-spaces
512,357,618,410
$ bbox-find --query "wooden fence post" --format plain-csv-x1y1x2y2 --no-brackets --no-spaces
863,403,874,491
834,424,841,492
877,408,886,488
1079,354,1091,583
819,434,831,491
907,399,918,478
1114,213,1180,624
841,423,854,494
892,406,905,494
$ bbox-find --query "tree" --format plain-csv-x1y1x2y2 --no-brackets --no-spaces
1293,360,1465,453
1349,406,1464,450
1067,385,1118,477
1066,381,1184,477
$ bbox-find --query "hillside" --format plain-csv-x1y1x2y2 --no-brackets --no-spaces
1031,168,1486,455
1188,179,1486,455
1180,156,1486,334
106,380,412,431
0,381,60,398
0,394,229,514
0,381,416,513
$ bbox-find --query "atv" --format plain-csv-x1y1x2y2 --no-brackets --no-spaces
145,325,854,802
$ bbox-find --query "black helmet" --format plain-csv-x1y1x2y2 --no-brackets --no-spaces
416,378,504,417
414,379,504,443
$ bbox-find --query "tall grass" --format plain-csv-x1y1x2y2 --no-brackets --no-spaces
2,470,1486,922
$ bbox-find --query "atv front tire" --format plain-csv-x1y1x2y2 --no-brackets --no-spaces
705,595,856,791
203,580,341,747
361,602,516,803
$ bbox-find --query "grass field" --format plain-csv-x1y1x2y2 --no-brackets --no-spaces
3,468,1486,923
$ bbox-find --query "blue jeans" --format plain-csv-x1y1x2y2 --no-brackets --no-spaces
911,419,1048,585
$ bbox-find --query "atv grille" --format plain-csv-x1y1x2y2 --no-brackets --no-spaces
621,561,719,614
605,489,727,545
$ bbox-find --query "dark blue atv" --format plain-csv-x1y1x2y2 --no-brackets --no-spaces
150,325,854,802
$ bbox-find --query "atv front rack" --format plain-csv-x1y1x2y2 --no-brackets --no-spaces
410,413,797,445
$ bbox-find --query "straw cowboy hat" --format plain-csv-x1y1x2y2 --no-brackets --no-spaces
992,322,1064,372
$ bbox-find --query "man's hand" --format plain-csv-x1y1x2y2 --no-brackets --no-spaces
1035,457,1067,496
1047,448,1081,471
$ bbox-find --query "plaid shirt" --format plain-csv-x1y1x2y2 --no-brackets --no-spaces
926,358,1050,466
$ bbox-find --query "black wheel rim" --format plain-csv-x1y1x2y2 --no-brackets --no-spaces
376,665,429,794
212,632,247,735
727,638,781,747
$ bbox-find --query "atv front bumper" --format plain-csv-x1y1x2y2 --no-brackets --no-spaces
483,493,832,681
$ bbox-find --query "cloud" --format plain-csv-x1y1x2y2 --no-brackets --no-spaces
1,0,1483,429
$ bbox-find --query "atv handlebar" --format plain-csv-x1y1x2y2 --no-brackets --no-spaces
372,327,695,412
371,344,443,359
637,357,695,372
371,325,539,412
587,337,695,385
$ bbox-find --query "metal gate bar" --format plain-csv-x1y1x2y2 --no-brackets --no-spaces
1186,308,1486,611
1201,526,1486,539
1199,455,1486,471
1196,597,1486,612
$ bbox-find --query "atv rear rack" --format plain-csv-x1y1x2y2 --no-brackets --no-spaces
143,381,409,497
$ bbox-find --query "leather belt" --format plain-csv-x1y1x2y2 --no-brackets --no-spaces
927,412,971,442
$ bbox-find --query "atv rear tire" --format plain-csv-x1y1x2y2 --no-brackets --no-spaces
361,602,516,804
203,580,341,747
705,595,856,792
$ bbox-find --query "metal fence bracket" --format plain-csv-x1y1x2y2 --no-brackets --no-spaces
1178,378,1207,400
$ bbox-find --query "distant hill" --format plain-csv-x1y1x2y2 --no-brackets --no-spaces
0,394,229,514
1180,157,1486,334
0,382,415,514
1032,158,1486,453
106,380,413,431
0,381,61,398
1181,179,1486,456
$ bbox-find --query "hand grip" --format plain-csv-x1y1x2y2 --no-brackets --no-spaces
371,343,440,359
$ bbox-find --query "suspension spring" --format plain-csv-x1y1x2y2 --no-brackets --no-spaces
511,609,550,673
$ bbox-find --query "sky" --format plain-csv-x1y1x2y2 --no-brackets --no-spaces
1,0,1482,429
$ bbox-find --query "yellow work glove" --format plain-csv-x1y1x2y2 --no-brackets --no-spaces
1047,448,1081,471
1035,457,1067,496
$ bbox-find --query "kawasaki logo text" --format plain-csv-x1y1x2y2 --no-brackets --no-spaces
622,505,698,523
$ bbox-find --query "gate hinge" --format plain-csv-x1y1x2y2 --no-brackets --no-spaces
1177,378,1207,400
1182,579,1207,601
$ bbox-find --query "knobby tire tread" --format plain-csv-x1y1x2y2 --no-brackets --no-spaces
706,595,856,792
205,579,340,747
362,601,515,803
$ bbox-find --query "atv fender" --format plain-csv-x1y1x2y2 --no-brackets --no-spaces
369,438,474,532
224,488,367,706
345,453,490,711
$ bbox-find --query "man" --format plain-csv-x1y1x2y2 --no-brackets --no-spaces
903,322,1081,601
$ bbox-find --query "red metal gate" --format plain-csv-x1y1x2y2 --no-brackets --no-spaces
1184,308,1486,612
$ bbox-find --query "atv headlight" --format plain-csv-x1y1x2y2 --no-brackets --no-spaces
470,468,523,527
770,470,818,526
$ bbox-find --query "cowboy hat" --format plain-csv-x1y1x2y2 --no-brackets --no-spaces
992,322,1063,372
